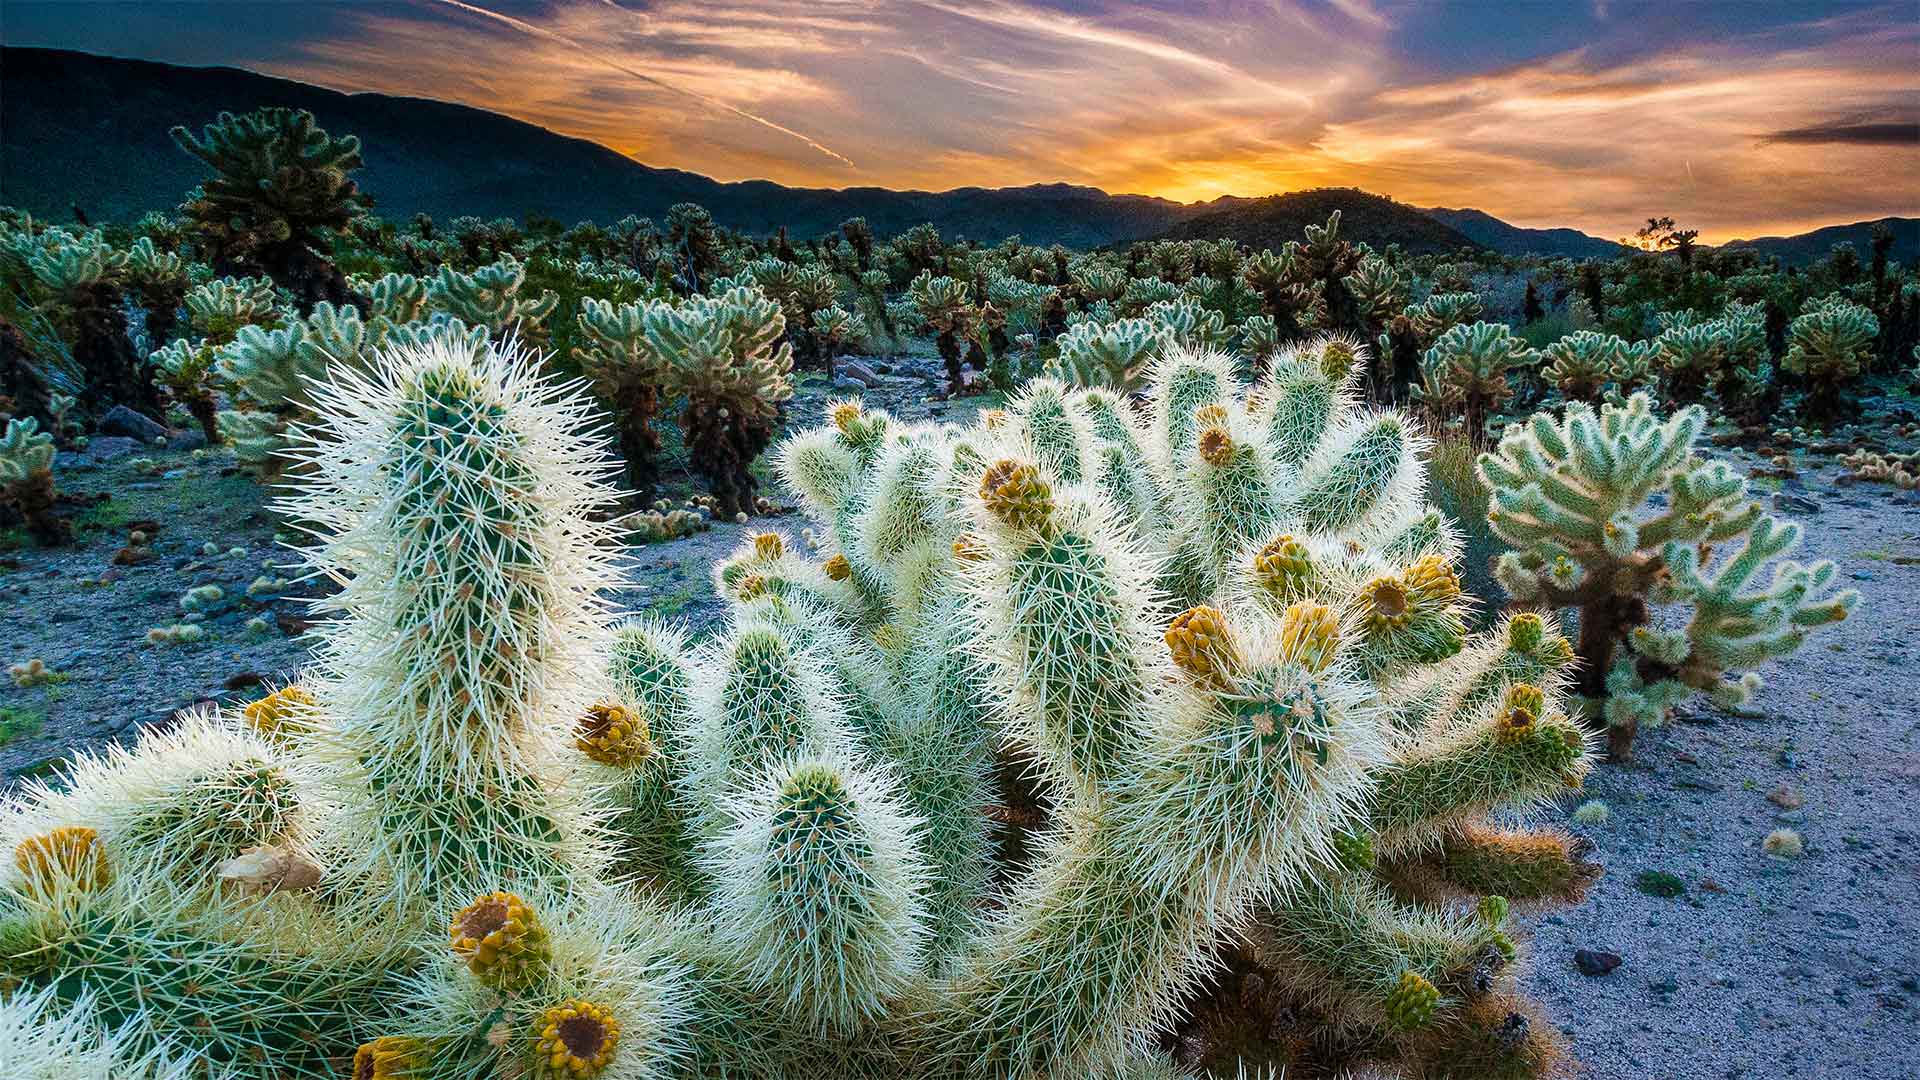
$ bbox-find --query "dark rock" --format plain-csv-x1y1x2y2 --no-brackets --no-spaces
84,435,142,461
99,405,168,442
1773,492,1821,514
167,430,209,451
839,360,882,387
1575,949,1623,977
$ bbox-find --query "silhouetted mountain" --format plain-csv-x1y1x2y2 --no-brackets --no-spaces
1419,207,1620,259
3,48,1901,262
1718,217,1920,266
0,47,1204,246
1152,189,1479,255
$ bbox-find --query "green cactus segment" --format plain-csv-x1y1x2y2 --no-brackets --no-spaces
1248,873,1495,1034
1289,413,1415,536
712,757,927,1035
1395,823,1600,904
276,335,621,905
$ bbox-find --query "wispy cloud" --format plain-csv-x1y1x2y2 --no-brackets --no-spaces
61,0,1914,241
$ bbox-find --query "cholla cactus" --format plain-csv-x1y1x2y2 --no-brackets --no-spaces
172,107,365,308
1782,295,1878,422
6,342,1593,1078
572,295,673,500
1048,317,1172,392
0,416,66,545
184,275,280,340
358,271,431,326
1652,319,1726,403
1144,297,1231,351
909,271,978,393
1344,253,1409,331
639,284,797,517
214,300,380,476
1539,331,1616,401
429,256,559,343
0,985,196,1079
0,709,410,1073
1479,392,1857,759
1413,322,1537,445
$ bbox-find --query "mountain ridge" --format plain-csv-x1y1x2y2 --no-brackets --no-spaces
2,47,1907,261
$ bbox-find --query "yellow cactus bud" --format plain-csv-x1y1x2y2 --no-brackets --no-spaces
1357,576,1412,634
751,532,784,560
1319,337,1358,380
1507,612,1544,652
829,401,861,432
1385,969,1439,1030
1253,534,1314,598
822,553,851,580
1278,601,1341,672
575,702,652,768
353,1036,430,1080
1165,605,1239,687
450,891,551,992
531,999,620,1079
14,825,109,898
243,683,314,743
1401,553,1462,605
1196,425,1234,466
1193,402,1228,428
980,408,1009,430
737,574,769,601
980,459,1053,533
1496,682,1544,743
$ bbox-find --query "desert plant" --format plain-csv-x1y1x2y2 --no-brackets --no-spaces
1047,317,1173,392
571,295,672,501
172,107,367,310
1414,321,1537,446
1782,294,1878,422
1479,392,1857,758
428,256,559,344
1539,330,1621,402
0,416,67,544
648,285,796,517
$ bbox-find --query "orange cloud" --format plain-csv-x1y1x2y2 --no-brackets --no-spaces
253,0,1916,242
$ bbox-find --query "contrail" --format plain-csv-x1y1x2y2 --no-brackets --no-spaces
418,0,855,168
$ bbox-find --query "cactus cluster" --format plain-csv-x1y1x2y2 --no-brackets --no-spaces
4,334,1592,1079
1479,392,1856,758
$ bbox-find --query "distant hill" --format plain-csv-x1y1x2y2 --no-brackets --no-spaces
2,48,1902,261
1718,217,1920,266
1419,207,1619,259
1152,188,1478,256
0,47,1204,246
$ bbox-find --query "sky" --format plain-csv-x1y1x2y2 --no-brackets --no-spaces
5,0,1917,242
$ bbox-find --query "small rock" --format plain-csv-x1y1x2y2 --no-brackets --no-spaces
1767,783,1804,809
99,406,169,442
167,430,209,451
832,377,866,393
1574,949,1623,977
839,360,882,387
1772,492,1821,514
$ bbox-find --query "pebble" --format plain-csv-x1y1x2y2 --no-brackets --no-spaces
1576,949,1624,977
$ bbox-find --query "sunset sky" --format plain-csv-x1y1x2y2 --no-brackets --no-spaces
6,0,1916,242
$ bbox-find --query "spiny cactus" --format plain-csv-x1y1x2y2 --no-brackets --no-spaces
1413,321,1537,446
213,300,404,476
1540,330,1633,402
7,338,1592,1079
277,333,623,905
572,295,672,500
172,107,366,310
1047,316,1173,391
1479,392,1857,759
0,416,66,545
1782,294,1878,422
429,256,559,343
644,284,796,517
